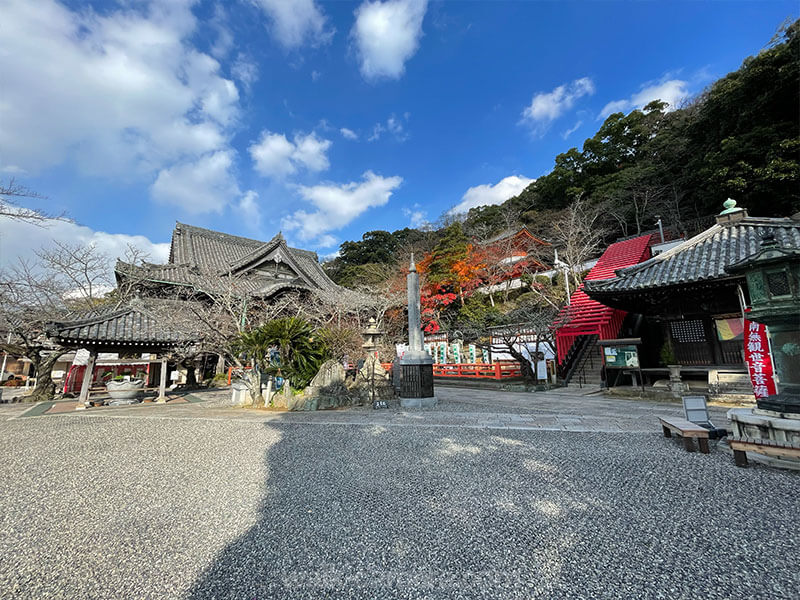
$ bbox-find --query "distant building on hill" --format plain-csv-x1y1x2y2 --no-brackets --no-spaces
476,226,550,296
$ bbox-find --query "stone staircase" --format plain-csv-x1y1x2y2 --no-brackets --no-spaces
567,337,603,389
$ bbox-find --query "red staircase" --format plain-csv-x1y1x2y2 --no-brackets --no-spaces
554,234,654,365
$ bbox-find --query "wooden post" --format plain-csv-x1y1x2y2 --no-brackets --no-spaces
76,350,97,410
494,363,501,380
156,357,168,403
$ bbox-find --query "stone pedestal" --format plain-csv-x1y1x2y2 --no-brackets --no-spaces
399,352,436,408
667,365,690,396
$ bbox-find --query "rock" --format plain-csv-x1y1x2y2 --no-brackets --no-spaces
353,356,395,404
308,360,346,389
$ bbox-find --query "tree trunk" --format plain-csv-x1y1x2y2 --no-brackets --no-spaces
182,358,198,388
27,352,62,403
504,342,535,383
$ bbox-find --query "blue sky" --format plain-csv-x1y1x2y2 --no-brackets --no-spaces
1,0,796,267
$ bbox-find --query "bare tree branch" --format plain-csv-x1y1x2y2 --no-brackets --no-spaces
0,178,68,226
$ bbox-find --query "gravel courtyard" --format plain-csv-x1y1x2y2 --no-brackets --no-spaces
1,391,798,599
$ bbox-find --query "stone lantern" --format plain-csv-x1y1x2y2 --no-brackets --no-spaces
726,231,800,414
725,230,800,467
362,317,384,356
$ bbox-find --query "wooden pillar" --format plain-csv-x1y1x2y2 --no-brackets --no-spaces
76,350,97,410
156,357,168,403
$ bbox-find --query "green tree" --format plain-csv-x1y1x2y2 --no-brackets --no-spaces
421,222,469,285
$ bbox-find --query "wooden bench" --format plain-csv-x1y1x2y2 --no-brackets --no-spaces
659,417,710,454
728,437,800,467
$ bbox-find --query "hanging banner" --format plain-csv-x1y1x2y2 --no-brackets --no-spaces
744,319,778,399
451,342,461,364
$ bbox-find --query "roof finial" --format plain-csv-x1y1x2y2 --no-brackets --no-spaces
720,198,739,215
409,252,416,273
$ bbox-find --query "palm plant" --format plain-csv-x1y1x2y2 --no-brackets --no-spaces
258,317,328,389
232,317,329,406
231,327,274,406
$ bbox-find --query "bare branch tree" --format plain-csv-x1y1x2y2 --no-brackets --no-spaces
548,198,606,291
0,178,67,225
0,244,110,402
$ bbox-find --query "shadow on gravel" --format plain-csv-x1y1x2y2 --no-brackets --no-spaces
186,423,800,599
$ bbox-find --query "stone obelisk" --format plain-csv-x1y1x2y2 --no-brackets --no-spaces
399,254,437,407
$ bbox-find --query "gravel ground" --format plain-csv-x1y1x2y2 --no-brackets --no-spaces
1,414,797,599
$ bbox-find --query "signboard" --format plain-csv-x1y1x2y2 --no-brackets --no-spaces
602,345,639,368
744,319,778,399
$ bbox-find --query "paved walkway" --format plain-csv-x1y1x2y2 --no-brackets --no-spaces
4,386,734,434
0,388,796,599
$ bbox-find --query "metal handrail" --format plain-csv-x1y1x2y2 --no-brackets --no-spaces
573,339,597,388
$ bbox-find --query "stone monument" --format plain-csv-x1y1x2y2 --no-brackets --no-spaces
398,255,437,408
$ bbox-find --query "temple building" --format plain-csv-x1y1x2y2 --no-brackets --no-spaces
116,222,340,299
582,203,800,392
48,223,342,408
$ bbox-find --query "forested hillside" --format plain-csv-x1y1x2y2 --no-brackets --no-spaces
326,20,799,287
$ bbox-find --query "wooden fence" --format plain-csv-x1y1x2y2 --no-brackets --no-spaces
433,362,522,380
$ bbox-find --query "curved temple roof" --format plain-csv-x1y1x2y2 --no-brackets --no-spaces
584,216,800,297
47,298,202,350
116,222,339,297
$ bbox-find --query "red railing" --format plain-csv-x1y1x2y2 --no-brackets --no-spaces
433,362,521,380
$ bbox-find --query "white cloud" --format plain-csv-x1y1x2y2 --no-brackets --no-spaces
315,234,339,249
0,1,239,176
561,120,583,140
292,133,332,171
450,175,534,214
599,78,690,118
0,217,170,275
311,70,321,81
368,114,409,142
252,0,333,48
352,0,428,80
282,171,403,243
368,123,385,142
521,78,595,131
151,150,240,213
210,4,234,59
249,131,332,178
232,54,259,91
402,205,427,227
340,127,358,140
0,0,243,215
238,190,262,229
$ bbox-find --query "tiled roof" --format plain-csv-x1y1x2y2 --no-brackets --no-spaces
584,216,800,295
48,299,200,346
119,222,339,296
